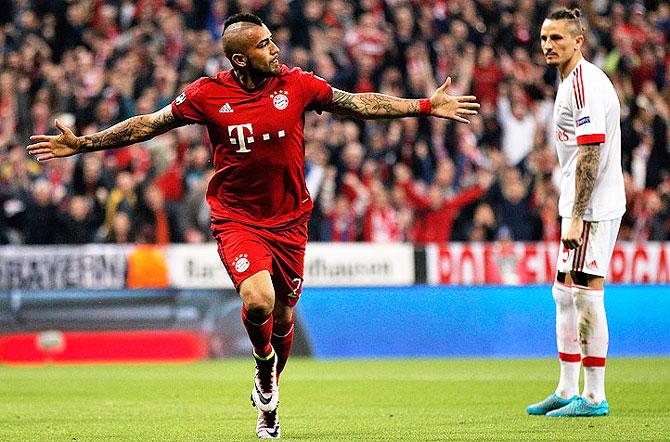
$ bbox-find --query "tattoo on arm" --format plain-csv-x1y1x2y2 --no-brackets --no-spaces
324,89,420,119
572,143,600,218
79,106,182,153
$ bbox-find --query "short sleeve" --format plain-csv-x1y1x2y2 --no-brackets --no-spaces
171,78,208,124
572,65,606,146
296,69,333,113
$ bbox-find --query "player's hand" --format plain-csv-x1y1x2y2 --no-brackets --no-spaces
26,119,80,161
561,218,584,250
429,77,480,124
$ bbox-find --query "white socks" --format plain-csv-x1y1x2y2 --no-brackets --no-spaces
552,282,608,404
552,281,581,399
573,285,608,404
583,366,606,404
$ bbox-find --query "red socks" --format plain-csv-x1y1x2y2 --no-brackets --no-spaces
272,316,294,377
241,305,273,358
241,305,295,380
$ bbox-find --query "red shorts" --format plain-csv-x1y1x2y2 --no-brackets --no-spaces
212,221,308,306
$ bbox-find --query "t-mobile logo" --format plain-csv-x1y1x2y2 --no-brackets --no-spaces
228,124,287,153
228,124,254,153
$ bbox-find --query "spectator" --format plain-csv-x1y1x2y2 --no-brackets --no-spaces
22,178,61,244
135,183,183,244
362,179,401,242
104,210,134,244
396,163,492,243
58,195,104,244
467,202,498,242
181,169,214,243
497,82,536,167
491,167,538,241
102,171,138,235
632,189,670,241
319,167,368,242
472,46,503,108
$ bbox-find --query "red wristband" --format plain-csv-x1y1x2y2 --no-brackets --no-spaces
418,98,431,116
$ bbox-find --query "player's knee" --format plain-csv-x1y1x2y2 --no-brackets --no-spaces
239,271,276,315
241,288,275,316
244,298,274,317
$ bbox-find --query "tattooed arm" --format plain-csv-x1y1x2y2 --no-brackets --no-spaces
572,143,600,219
27,105,184,161
324,88,422,119
323,77,479,123
561,143,601,249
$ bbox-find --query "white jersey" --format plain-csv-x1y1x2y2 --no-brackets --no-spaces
553,58,626,221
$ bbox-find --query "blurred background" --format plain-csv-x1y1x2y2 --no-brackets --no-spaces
0,0,668,364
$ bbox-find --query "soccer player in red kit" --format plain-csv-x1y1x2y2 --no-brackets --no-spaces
27,13,479,439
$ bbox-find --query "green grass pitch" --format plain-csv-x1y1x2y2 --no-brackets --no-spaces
0,358,668,441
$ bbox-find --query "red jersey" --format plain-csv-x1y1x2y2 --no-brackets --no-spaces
171,65,333,228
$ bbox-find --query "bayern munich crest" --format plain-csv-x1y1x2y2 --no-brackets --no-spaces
233,254,250,273
271,90,289,110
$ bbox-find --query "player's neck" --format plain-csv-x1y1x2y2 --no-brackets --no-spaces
232,69,270,91
558,52,583,81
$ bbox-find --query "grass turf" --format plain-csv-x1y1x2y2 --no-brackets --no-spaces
0,358,668,441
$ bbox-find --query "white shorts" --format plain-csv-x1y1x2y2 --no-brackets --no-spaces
555,217,622,278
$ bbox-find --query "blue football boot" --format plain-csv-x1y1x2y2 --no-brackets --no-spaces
527,393,579,415
546,397,610,417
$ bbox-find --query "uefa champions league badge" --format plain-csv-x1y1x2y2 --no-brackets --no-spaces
271,90,289,110
233,254,250,273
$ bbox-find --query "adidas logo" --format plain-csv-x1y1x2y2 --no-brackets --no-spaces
589,260,598,269
219,103,233,113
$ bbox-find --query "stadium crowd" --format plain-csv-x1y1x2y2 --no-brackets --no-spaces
0,0,669,245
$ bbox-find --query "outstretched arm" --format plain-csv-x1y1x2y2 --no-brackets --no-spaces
562,143,600,249
26,105,184,161
323,77,479,123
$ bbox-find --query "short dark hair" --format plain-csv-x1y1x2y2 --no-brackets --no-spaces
547,8,584,36
223,13,264,36
548,8,581,21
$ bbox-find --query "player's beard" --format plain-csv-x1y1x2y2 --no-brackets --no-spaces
545,53,560,66
268,58,281,75
250,57,281,78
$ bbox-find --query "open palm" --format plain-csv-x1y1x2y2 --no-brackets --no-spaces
429,77,480,124
26,119,80,161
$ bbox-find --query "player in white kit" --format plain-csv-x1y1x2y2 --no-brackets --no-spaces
526,8,625,417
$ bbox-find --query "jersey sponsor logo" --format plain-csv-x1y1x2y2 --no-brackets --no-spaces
555,130,569,142
576,116,591,127
175,92,186,105
233,254,250,273
228,124,253,153
271,90,289,110
228,123,287,153
219,103,233,113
